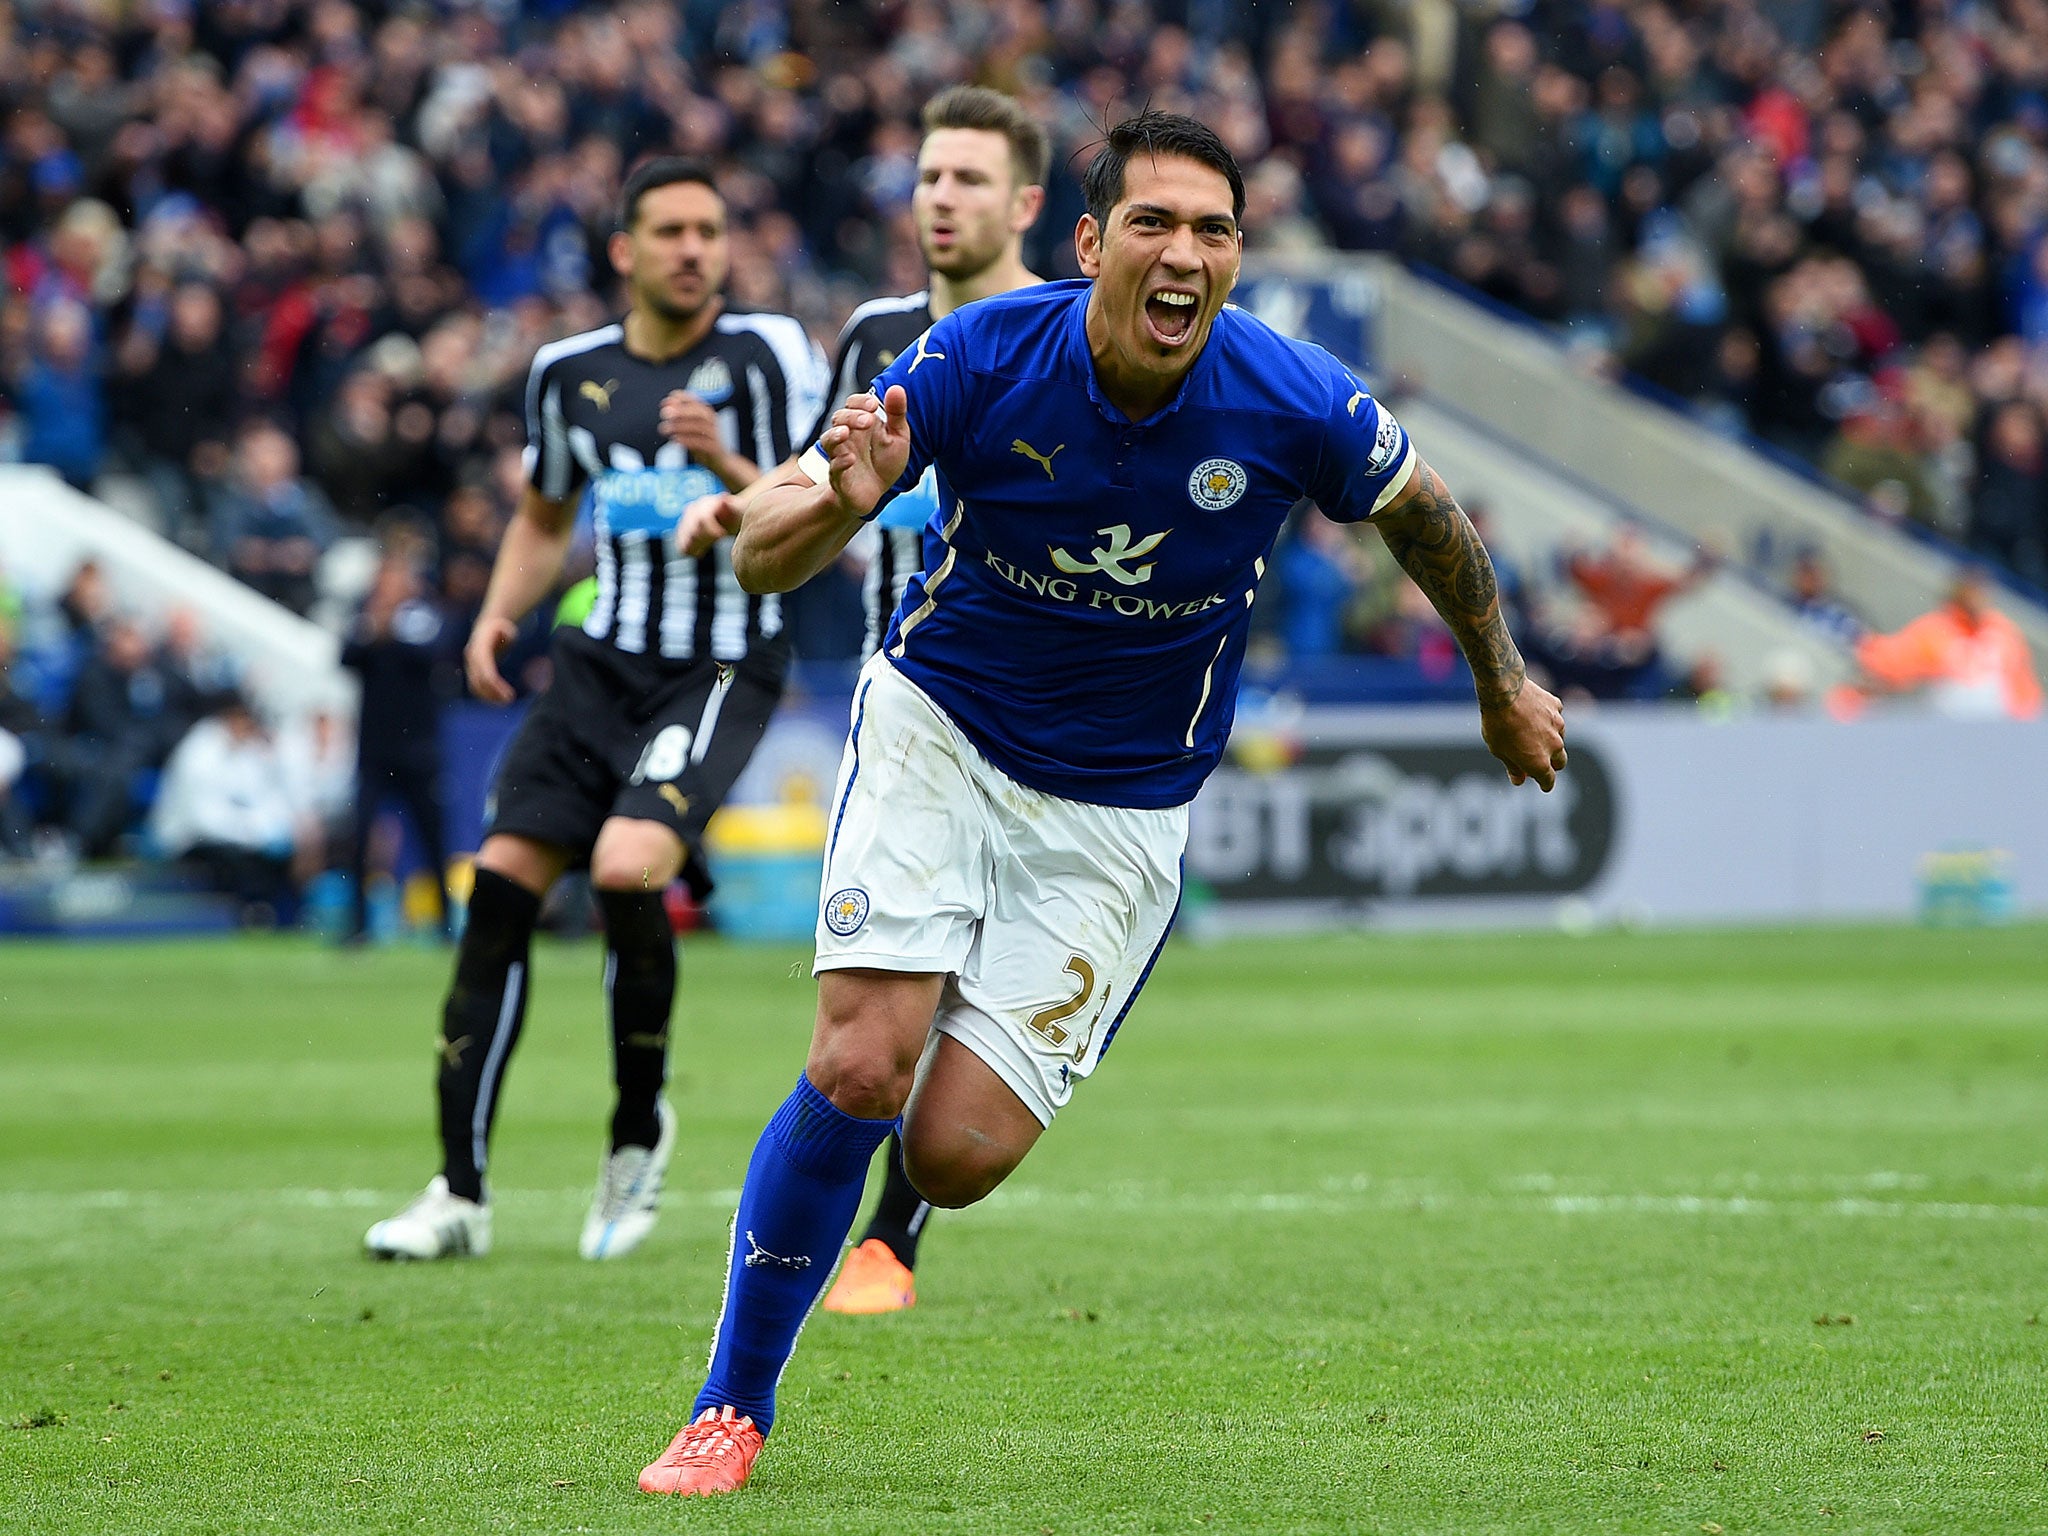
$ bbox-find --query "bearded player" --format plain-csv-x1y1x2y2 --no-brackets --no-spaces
364,158,825,1263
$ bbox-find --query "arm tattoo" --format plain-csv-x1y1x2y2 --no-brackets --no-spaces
1374,463,1527,710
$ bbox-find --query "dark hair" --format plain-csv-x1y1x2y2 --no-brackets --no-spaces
618,156,720,230
921,85,1051,190
1081,111,1245,229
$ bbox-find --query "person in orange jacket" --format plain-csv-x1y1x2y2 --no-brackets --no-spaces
1850,566,2043,719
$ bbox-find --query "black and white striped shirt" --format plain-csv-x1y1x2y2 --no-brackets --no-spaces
524,310,826,665
807,292,935,660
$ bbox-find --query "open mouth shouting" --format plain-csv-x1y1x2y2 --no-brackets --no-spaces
1143,286,1200,347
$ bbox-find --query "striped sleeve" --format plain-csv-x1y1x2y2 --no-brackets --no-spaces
803,321,864,449
520,325,620,504
521,350,575,502
719,312,828,464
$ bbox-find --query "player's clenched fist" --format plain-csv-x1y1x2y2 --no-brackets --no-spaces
677,492,744,558
1480,676,1568,792
820,384,910,518
464,614,520,706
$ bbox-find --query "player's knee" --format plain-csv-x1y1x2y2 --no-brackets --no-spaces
803,1045,912,1121
899,1142,1004,1209
589,837,682,893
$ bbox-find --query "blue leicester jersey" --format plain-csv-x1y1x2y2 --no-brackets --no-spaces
844,280,1416,809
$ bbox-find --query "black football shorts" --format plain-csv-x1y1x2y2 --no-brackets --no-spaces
485,629,786,891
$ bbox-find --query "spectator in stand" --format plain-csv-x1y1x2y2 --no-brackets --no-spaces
115,282,240,547
150,693,302,924
156,607,236,730
306,367,418,527
338,546,453,944
59,617,180,856
278,706,357,882
435,481,503,635
1822,374,1941,532
16,297,103,490
209,421,338,616
1274,508,1366,660
1786,551,1866,646
1852,567,2043,721
12,0,2048,608
1566,526,1714,646
1971,401,2048,588
0,618,42,859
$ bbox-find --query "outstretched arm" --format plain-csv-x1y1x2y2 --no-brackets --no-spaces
1373,460,1567,790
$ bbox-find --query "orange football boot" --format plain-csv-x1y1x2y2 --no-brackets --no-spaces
638,1406,764,1497
820,1238,916,1314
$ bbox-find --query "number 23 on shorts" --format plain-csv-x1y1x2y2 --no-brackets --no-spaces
1026,954,1109,1063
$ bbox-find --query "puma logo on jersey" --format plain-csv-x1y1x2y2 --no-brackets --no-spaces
1050,524,1170,586
907,330,945,373
743,1231,811,1270
580,378,621,411
1346,388,1367,417
1011,438,1064,479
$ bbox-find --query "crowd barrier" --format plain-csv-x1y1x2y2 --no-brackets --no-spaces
441,697,2044,933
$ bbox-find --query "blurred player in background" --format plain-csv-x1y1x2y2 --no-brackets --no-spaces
339,543,453,945
688,84,1048,1317
638,112,1566,1496
364,158,825,1264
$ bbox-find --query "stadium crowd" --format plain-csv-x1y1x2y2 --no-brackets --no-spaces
1,0,2044,888
7,0,2048,583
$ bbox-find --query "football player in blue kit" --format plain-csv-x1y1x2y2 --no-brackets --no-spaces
679,83,1051,1317
638,112,1567,1496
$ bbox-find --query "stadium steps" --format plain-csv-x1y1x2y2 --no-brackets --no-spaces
0,466,352,721
1356,255,2048,665
1391,392,1854,696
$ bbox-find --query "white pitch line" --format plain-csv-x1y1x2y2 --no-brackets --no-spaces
2,1187,2045,1223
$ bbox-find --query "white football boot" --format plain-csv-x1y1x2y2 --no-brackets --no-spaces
364,1176,492,1260
579,1098,677,1260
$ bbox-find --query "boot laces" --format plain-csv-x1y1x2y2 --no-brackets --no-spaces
672,1407,756,1463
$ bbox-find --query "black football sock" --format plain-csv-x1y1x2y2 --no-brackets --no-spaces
436,869,541,1202
859,1133,933,1269
596,889,675,1152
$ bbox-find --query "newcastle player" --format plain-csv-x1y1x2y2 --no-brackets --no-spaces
365,158,825,1263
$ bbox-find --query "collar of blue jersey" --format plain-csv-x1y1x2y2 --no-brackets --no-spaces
1068,283,1212,428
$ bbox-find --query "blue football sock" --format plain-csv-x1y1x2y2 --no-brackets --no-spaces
694,1074,896,1431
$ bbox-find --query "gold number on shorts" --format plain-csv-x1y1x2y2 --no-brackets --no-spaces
1027,954,1100,1059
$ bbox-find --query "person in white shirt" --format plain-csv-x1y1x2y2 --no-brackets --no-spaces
151,694,302,924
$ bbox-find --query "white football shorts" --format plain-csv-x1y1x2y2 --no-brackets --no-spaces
813,654,1186,1125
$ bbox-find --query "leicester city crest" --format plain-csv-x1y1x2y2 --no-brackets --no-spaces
823,887,870,937
1188,457,1247,511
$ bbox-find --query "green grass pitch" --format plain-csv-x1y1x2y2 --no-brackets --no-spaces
2,924,2045,1534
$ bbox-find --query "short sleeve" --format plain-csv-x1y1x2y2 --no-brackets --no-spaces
797,311,969,519
1308,361,1417,524
521,351,581,504
804,312,868,448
